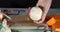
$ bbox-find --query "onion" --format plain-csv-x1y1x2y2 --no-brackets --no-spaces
29,7,43,21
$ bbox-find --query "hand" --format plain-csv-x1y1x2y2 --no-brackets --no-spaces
35,0,52,24
28,0,52,24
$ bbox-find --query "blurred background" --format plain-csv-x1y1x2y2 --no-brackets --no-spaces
0,0,60,32
0,0,60,8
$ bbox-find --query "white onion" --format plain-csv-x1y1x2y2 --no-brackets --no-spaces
29,7,42,21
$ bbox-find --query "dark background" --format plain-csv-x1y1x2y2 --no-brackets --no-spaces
0,0,60,8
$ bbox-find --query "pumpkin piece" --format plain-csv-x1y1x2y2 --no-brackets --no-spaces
46,17,56,26
55,28,60,32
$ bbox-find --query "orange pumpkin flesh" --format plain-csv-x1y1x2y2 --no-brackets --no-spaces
46,17,56,26
46,15,60,31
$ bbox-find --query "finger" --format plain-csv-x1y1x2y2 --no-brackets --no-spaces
34,20,43,24
27,7,31,21
34,21,39,24
27,7,31,12
27,7,31,14
0,13,4,20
